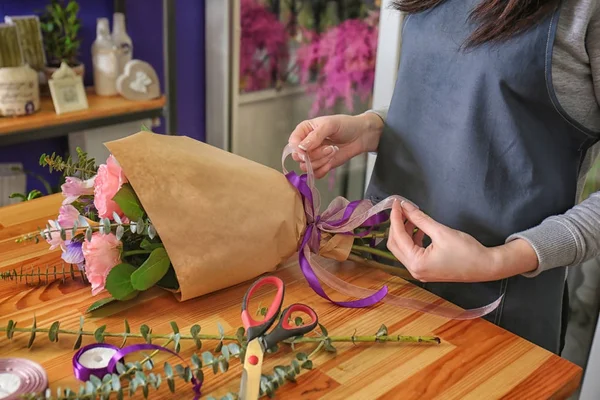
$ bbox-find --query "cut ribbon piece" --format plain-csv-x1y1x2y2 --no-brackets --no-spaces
282,144,503,320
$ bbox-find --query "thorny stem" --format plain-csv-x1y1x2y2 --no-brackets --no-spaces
0,326,440,344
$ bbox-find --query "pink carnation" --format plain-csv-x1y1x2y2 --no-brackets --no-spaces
94,155,128,219
82,232,122,295
61,176,95,205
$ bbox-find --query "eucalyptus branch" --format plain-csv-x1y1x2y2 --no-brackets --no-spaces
39,148,98,180
0,264,88,285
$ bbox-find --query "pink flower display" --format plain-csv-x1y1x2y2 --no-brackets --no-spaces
297,11,380,117
61,176,95,205
82,232,122,295
94,155,128,219
240,0,288,92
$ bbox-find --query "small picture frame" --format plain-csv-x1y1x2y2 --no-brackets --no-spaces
48,62,89,115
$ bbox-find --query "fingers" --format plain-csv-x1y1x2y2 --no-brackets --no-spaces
298,124,334,152
289,120,313,147
387,200,418,265
413,229,425,247
400,201,442,238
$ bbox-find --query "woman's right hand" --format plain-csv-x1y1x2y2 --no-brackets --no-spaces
288,112,384,178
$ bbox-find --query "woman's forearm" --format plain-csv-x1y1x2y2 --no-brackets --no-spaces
358,109,386,153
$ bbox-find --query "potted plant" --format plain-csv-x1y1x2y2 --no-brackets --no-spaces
38,0,83,81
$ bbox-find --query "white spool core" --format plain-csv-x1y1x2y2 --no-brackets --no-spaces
0,373,21,399
78,348,118,369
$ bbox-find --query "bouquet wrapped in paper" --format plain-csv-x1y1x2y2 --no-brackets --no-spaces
27,130,500,319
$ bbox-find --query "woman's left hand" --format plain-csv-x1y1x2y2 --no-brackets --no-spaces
388,200,540,282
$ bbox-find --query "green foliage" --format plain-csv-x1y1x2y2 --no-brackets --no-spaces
38,0,82,66
130,248,171,291
85,297,117,313
0,264,88,286
112,185,145,221
9,190,43,202
105,264,139,300
3,316,439,399
40,147,97,180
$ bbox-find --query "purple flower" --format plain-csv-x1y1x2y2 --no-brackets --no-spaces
62,241,85,270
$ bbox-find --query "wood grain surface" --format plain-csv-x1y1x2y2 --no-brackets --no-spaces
0,195,583,399
0,89,165,136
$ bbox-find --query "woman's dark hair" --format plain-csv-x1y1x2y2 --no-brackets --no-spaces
390,0,559,47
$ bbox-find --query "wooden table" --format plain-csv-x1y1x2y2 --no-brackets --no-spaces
0,195,583,399
0,89,165,146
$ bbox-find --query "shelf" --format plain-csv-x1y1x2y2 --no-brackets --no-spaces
0,88,166,147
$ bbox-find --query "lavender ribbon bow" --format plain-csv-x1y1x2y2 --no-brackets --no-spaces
283,145,503,319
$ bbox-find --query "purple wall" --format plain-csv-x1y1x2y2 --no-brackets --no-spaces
0,0,206,193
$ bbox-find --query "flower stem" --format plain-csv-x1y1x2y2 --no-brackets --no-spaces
351,244,398,262
122,250,152,257
347,253,416,282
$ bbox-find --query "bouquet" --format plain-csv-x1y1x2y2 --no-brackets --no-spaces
18,130,499,319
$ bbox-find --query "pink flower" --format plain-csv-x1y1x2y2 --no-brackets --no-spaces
57,205,80,229
42,220,69,251
61,176,95,205
94,155,128,219
82,232,122,295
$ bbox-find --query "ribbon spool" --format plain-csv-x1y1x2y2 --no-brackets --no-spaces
73,343,120,381
0,358,48,400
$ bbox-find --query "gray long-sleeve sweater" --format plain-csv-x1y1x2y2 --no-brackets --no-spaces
370,0,600,277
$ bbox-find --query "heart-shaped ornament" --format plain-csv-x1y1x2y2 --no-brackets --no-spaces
116,60,161,101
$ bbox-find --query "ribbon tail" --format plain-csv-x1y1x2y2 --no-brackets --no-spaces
300,245,388,307
310,258,502,320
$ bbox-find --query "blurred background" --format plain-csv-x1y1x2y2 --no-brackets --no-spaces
0,0,599,398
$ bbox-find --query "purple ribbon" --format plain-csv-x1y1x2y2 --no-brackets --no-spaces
286,170,389,308
73,343,120,382
73,343,202,399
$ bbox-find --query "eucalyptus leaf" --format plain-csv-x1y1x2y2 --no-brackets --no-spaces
140,325,151,343
147,224,157,239
94,325,107,343
191,353,202,369
170,321,179,334
74,334,83,350
319,323,329,337
130,247,170,291
27,316,36,348
85,226,93,242
105,263,138,300
48,321,60,342
164,362,173,378
113,212,122,225
102,218,111,235
116,225,125,241
112,184,144,221
222,344,230,360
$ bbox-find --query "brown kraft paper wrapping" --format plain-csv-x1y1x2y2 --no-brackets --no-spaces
105,131,352,301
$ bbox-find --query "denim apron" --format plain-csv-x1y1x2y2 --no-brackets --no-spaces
365,0,598,354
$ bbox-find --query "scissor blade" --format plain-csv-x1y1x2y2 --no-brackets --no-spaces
239,339,264,400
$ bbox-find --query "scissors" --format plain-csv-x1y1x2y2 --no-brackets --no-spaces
238,276,318,400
